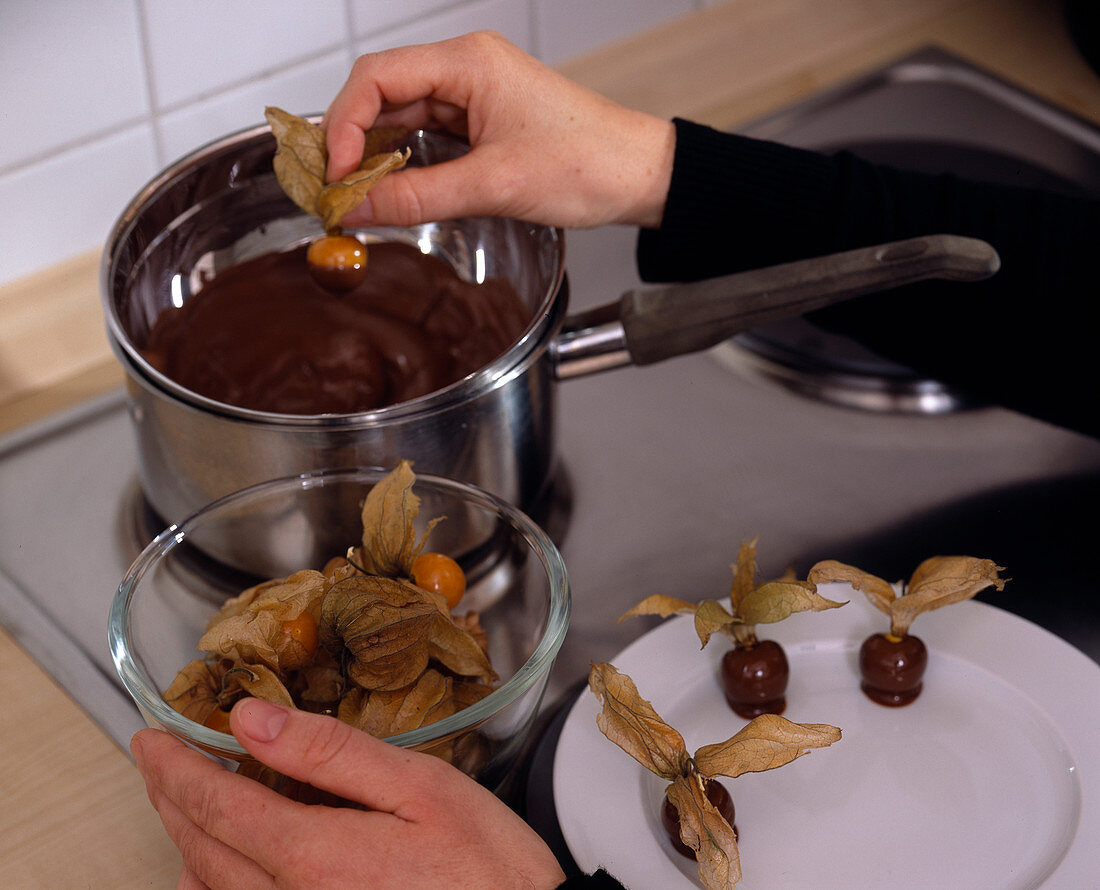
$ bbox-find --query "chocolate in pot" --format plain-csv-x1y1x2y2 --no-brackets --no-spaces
143,242,531,415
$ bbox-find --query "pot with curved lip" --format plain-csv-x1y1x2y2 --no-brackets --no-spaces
102,124,1000,573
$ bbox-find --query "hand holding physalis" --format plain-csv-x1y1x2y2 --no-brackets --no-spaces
131,699,567,890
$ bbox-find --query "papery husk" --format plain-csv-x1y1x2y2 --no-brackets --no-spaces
693,713,842,780
588,662,689,781
618,594,698,623
728,536,759,614
665,773,741,890
162,658,231,724
735,580,846,627
223,663,296,708
807,560,898,615
339,668,456,737
621,538,841,650
321,574,495,692
890,556,1006,635
693,599,739,648
321,575,441,691
428,613,498,684
808,556,1006,636
452,610,491,657
322,555,361,588
357,460,441,577
264,106,409,231
294,648,345,713
198,570,326,672
265,106,327,217
207,569,326,628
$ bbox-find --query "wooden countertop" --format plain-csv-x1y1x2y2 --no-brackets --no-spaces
3,0,1100,884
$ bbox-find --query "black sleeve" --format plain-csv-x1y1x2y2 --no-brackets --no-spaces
637,118,1100,437
556,868,627,889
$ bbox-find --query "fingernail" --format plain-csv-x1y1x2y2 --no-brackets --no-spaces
130,734,145,766
236,698,288,742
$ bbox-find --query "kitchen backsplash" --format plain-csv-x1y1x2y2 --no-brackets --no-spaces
0,0,717,289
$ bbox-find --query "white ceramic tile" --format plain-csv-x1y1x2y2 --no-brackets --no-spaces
0,0,148,171
142,0,349,109
349,0,459,37
534,0,695,64
157,51,353,165
355,0,533,56
0,126,158,287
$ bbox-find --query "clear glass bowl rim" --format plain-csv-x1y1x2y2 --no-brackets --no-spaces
108,466,571,758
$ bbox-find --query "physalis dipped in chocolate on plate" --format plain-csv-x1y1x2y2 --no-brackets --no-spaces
265,106,409,291
808,555,1006,706
589,663,841,890
621,537,846,718
163,461,497,791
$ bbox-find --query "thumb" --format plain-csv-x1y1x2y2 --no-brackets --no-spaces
231,698,437,814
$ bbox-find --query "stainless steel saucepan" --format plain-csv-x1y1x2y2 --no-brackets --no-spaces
102,126,997,570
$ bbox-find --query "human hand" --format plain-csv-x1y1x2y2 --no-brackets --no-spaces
130,698,567,890
322,30,675,230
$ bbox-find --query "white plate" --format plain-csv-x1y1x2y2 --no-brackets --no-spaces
553,589,1099,889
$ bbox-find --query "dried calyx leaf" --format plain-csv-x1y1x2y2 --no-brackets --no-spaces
692,713,842,779
199,570,326,672
339,668,456,738
358,460,441,578
587,662,689,780
809,555,1006,636
264,106,409,232
589,663,840,890
163,659,234,725
320,574,496,692
666,773,742,890
621,537,844,648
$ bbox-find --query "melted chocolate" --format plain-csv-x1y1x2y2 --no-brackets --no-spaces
143,242,530,414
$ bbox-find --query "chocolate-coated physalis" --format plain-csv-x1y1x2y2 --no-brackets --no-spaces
620,537,844,719
808,556,1004,708
661,779,737,859
307,233,369,292
858,632,928,706
589,663,841,890
720,639,789,718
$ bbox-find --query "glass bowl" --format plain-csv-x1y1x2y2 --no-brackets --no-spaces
108,467,570,793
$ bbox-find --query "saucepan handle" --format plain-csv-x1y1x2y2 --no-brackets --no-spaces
552,234,999,379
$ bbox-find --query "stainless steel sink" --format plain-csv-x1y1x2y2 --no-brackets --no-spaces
718,46,1100,413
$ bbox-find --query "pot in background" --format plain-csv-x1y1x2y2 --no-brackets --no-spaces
102,126,568,543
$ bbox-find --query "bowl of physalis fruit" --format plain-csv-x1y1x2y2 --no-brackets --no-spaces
109,462,570,797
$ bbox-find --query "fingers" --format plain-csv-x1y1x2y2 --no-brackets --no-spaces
146,779,272,890
131,729,303,883
231,698,458,815
177,866,213,890
323,33,497,180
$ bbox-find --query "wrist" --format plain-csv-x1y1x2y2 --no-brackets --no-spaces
614,113,675,229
